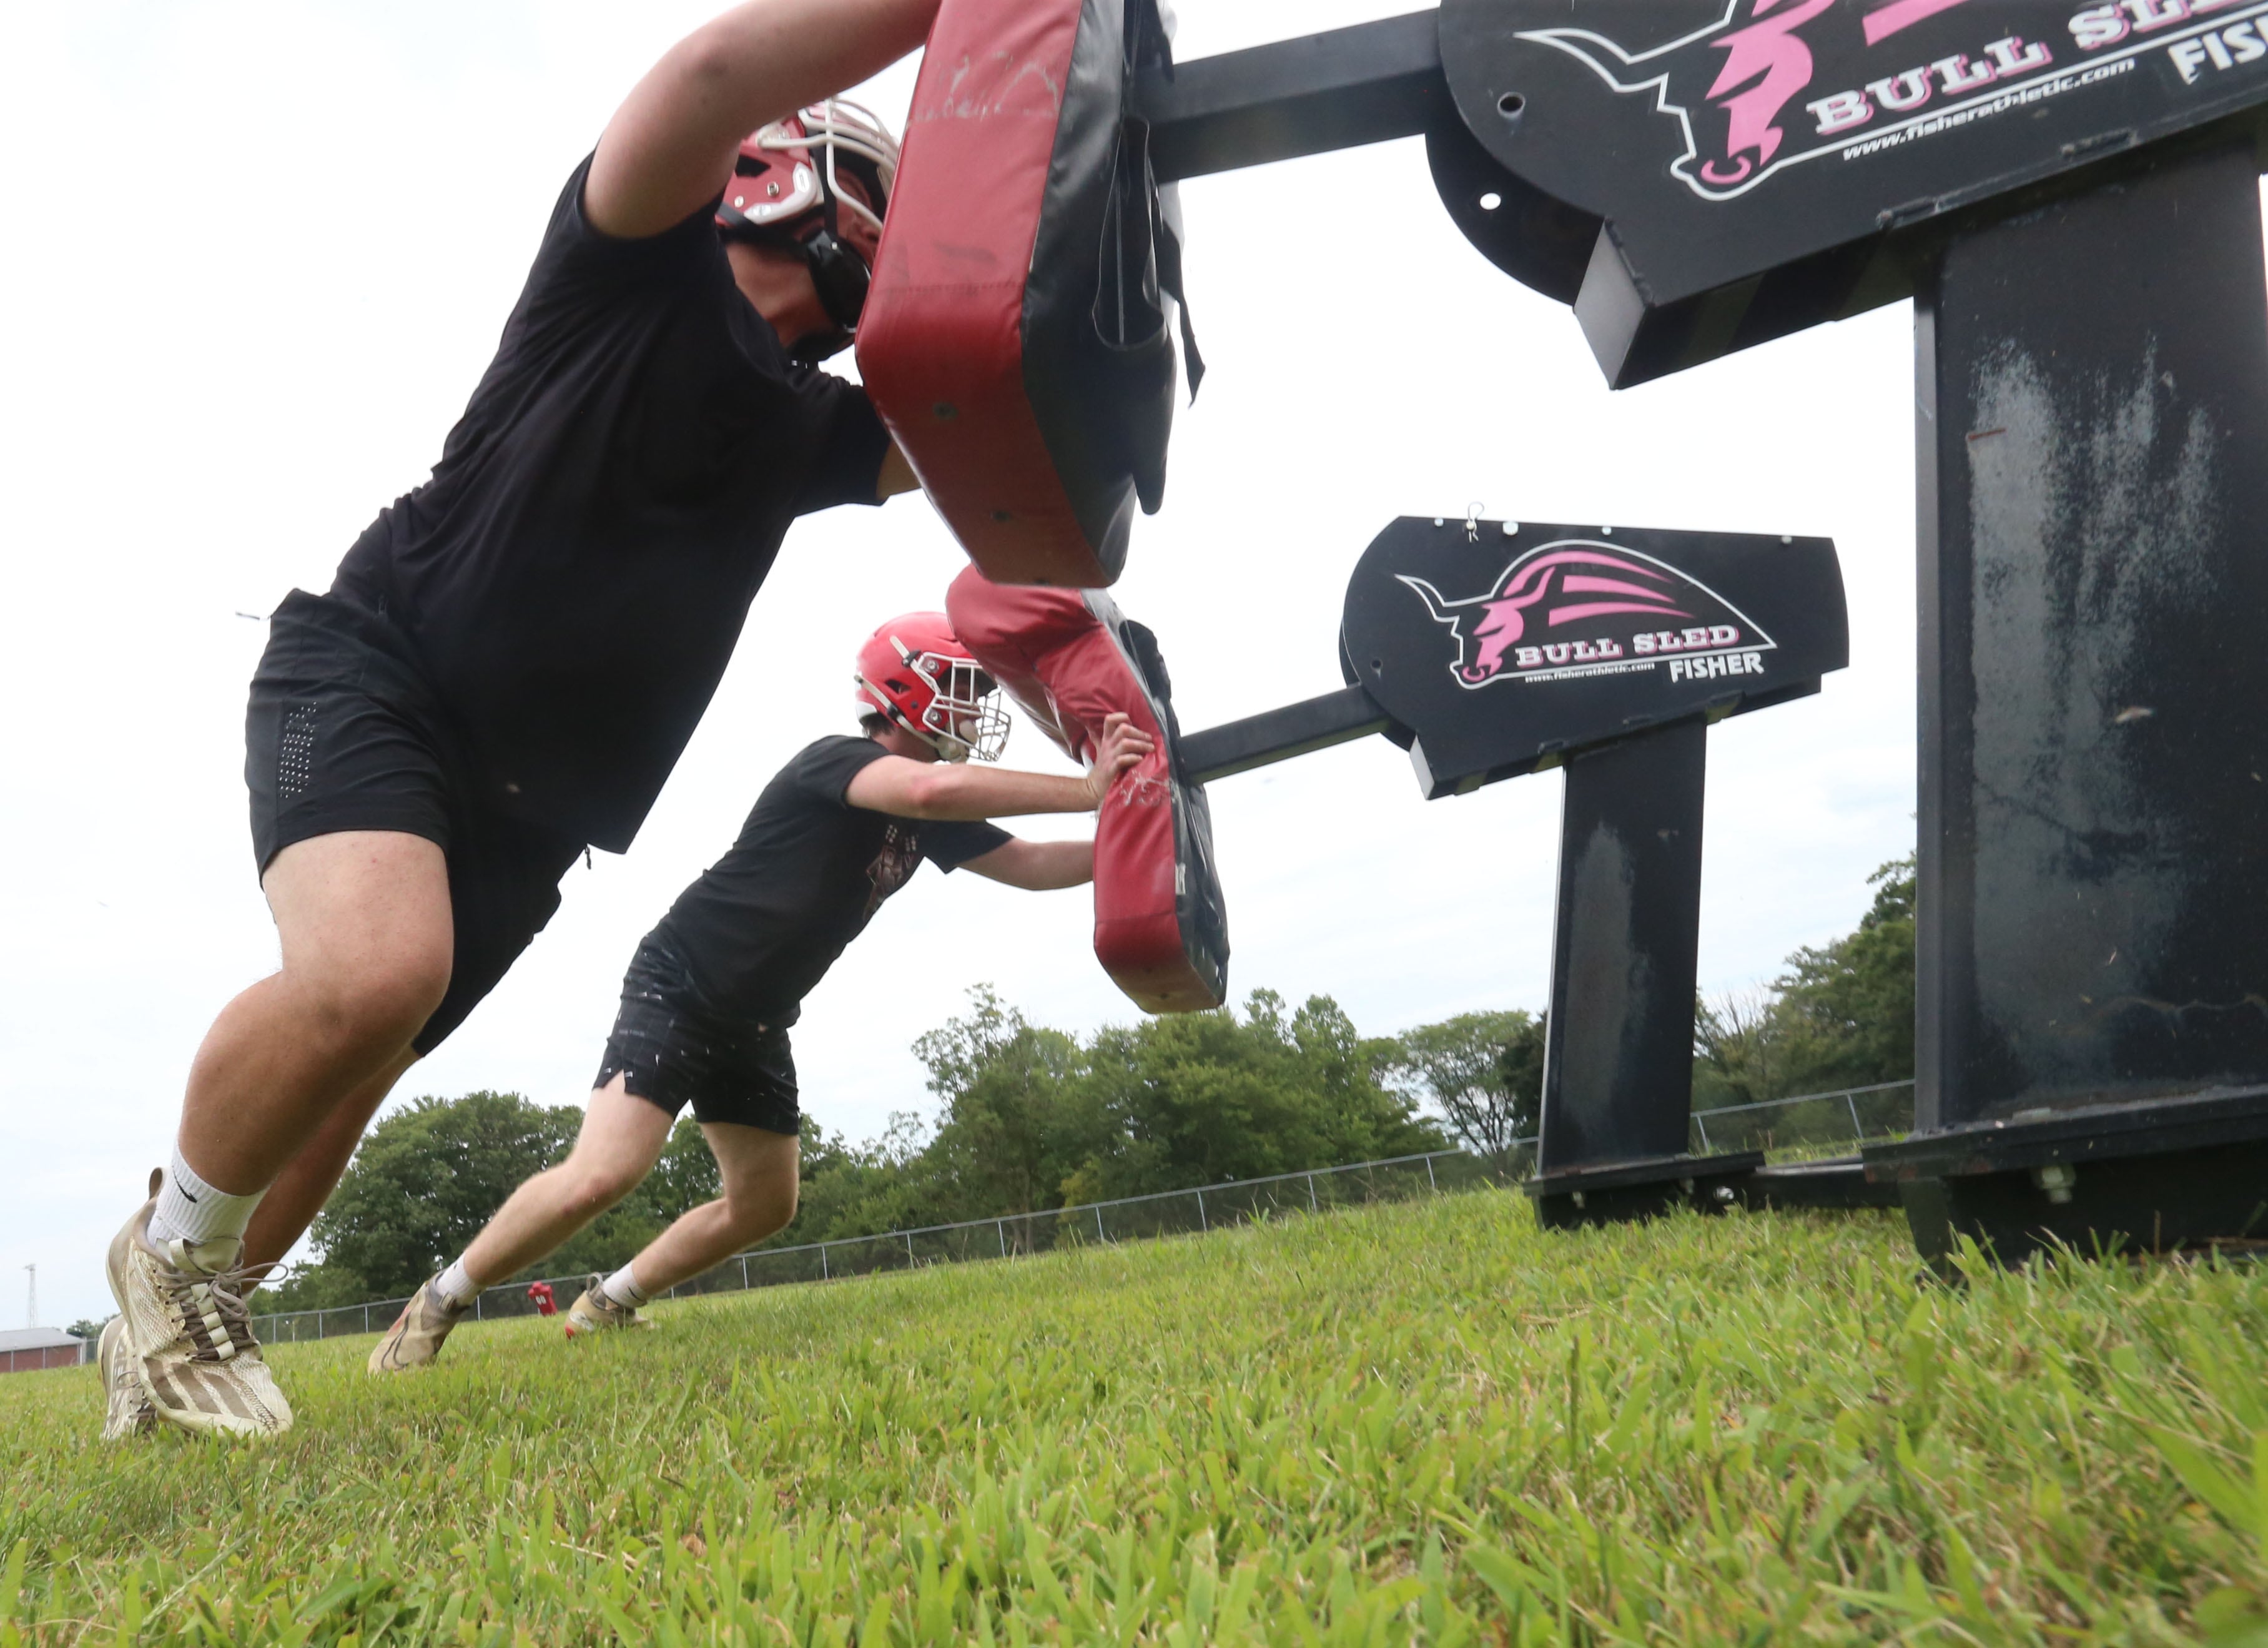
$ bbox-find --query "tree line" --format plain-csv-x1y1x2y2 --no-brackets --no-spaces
262,855,1915,1311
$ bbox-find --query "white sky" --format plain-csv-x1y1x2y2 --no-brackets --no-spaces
1,0,1935,1329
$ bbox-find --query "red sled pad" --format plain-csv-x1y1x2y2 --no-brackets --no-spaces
947,566,1228,1013
857,0,1198,589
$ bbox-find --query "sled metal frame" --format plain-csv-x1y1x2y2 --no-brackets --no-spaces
1187,702,1823,1229
1136,12,1445,184
1147,16,2268,1267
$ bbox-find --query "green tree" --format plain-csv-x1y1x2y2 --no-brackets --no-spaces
1069,990,1444,1200
1772,854,1916,1092
1693,855,1916,1107
1692,988,1788,1110
916,987,1095,1220
1383,1009,1546,1170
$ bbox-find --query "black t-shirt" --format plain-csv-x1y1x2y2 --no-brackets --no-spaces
333,157,893,852
656,737,1012,1024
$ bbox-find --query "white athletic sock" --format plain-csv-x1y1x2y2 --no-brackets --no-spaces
435,1258,481,1308
600,1263,651,1310
146,1145,265,1251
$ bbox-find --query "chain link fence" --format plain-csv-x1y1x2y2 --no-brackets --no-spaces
1690,1079,1915,1156
249,1082,1918,1346
250,1148,1507,1345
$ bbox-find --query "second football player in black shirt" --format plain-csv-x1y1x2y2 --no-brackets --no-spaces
368,614,1153,1366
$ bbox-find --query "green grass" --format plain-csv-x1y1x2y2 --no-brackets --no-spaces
6,1190,2268,1646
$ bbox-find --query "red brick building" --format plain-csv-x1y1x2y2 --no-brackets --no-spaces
0,1327,90,1375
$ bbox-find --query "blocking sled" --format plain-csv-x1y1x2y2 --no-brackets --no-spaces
857,0,1196,588
947,567,1228,1014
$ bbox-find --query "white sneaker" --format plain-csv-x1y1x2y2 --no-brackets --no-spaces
563,1275,653,1338
97,1316,155,1441
106,1172,293,1437
367,1278,473,1373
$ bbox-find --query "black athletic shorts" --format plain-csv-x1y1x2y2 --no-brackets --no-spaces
246,589,584,1055
594,934,801,1135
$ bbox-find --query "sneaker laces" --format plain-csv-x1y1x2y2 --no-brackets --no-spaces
159,1242,260,1363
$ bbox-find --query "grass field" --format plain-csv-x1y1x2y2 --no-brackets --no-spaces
5,1190,2268,1646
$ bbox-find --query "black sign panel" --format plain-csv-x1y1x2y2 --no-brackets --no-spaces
1436,0,2268,383
1341,517,1846,796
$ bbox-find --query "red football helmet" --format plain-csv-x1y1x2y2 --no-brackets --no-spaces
854,614,1010,763
716,100,899,359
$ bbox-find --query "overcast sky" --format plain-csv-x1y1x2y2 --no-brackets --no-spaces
0,0,1945,1330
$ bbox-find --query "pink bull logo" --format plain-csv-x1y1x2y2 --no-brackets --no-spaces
1400,541,1776,689
1516,0,2058,202
1700,0,1840,187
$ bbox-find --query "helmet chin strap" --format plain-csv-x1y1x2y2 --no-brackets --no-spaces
794,171,856,363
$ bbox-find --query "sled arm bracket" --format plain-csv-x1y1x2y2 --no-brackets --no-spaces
1136,9,1447,184
1183,686,1392,785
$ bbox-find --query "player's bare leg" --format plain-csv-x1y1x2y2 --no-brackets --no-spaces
465,1078,676,1282
244,1046,422,1283
566,1123,799,1336
185,832,452,1191
114,831,451,1434
371,1078,671,1371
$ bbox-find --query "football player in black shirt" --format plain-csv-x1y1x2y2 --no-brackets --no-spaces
365,615,1151,1371
104,0,962,1439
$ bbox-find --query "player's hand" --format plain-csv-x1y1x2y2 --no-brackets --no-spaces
1084,712,1155,806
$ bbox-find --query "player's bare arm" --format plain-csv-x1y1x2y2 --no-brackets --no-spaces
844,712,1153,819
960,839,1094,891
587,0,942,239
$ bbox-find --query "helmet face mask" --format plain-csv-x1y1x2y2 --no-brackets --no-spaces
902,647,1010,763
853,615,1010,764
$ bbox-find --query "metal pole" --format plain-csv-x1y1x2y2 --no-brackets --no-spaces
1196,1188,1208,1231
1536,724,1708,1176
821,1245,829,1281
1424,1155,1436,1192
997,1220,1007,1258
1846,1090,1864,1141
1307,1173,1319,1211
1096,1205,1107,1242
362,1304,370,1333
476,1291,484,1321
1694,1112,1712,1153
905,1231,916,1267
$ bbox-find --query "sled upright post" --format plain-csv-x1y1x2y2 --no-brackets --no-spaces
1526,721,1768,1228
1865,136,2268,1267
